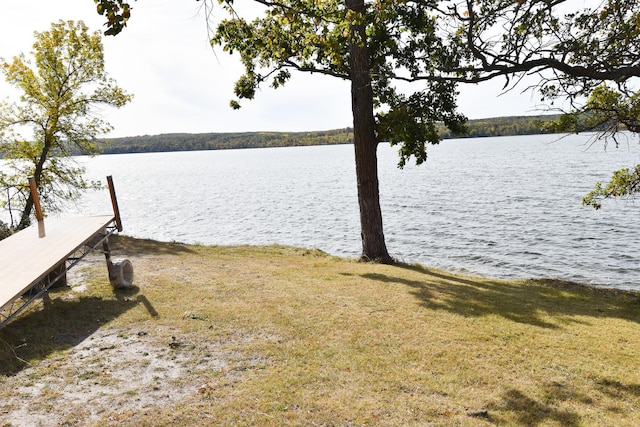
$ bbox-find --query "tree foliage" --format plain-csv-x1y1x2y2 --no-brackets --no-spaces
0,20,132,230
441,0,639,94
544,85,640,209
583,164,640,210
440,0,640,209
94,0,133,35
211,0,467,166
543,86,640,136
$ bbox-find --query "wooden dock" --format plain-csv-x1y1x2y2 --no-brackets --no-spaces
0,176,125,328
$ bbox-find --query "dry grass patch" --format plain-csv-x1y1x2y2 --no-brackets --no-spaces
1,235,640,426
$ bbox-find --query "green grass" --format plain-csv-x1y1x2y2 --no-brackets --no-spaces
1,235,639,426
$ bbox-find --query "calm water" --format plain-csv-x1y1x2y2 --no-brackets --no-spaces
54,134,640,290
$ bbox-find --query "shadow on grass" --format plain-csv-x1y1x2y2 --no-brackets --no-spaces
492,387,583,426
359,263,640,328
0,286,157,376
110,234,196,256
489,377,640,425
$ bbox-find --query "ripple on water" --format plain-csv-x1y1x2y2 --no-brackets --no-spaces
39,134,640,290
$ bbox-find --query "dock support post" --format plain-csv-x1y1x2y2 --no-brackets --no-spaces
48,263,67,289
103,237,112,268
28,177,44,222
107,176,123,232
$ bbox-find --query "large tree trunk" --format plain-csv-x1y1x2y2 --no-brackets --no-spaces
346,0,392,263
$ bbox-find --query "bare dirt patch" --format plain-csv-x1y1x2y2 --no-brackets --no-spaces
1,323,264,426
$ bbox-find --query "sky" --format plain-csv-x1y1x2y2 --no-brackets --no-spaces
0,0,547,138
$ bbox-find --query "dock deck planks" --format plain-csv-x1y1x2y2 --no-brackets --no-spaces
0,215,115,312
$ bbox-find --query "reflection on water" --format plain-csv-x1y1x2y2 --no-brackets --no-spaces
53,133,640,290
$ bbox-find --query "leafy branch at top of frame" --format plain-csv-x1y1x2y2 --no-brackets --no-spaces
436,0,640,96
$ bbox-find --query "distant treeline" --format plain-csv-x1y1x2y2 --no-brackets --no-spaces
98,128,355,154
439,114,560,139
97,115,560,155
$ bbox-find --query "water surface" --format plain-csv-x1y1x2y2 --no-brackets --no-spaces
55,133,640,289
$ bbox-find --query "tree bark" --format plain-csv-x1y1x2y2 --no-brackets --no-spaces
346,0,392,263
18,135,52,230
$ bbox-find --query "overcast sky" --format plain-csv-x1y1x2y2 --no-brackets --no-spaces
0,0,546,138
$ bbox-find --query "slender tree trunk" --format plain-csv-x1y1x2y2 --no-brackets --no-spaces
346,0,392,263
18,194,35,230
18,137,52,230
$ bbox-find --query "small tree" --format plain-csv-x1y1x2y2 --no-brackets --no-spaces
0,20,132,230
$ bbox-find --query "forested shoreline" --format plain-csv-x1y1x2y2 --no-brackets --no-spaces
97,114,560,154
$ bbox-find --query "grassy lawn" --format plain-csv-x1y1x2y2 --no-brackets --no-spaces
1,235,639,426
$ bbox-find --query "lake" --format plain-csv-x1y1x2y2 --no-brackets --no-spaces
35,133,640,290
